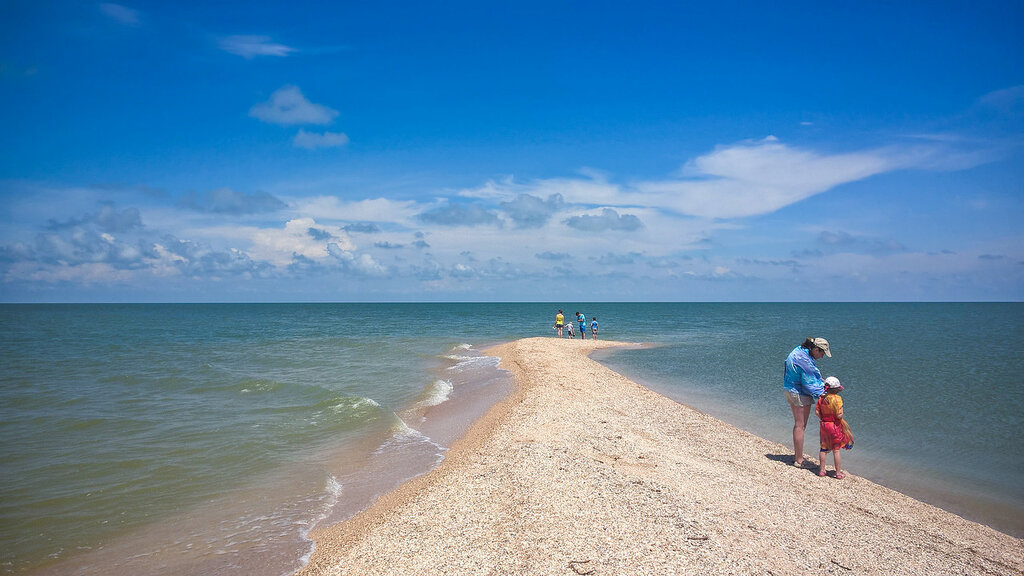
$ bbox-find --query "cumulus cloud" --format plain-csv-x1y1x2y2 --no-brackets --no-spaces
418,203,500,227
293,129,349,149
249,86,338,126
220,35,296,59
328,244,387,276
100,3,140,26
499,193,564,228
565,208,643,232
180,188,286,215
246,218,354,267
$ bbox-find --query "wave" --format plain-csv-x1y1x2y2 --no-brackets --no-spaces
417,379,453,408
375,415,446,458
298,473,344,566
445,354,500,373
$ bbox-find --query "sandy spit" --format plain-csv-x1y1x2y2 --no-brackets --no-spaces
297,337,1023,576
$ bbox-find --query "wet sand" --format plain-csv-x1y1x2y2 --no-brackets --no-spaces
297,337,1023,576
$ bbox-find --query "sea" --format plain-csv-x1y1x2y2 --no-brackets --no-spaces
1,303,1021,575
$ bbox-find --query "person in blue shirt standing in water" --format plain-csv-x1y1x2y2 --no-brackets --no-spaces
783,337,830,468
576,312,587,340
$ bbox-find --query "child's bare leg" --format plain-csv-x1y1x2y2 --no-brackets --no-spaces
833,449,844,479
818,450,827,476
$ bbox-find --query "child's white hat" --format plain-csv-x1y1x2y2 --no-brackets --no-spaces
824,376,843,391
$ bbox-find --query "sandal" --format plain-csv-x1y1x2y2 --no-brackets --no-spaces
834,472,846,480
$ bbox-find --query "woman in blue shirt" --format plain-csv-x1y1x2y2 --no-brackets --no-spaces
783,337,831,468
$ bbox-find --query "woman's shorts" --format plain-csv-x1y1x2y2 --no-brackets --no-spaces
784,390,814,407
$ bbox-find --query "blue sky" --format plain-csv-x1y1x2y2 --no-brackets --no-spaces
1,1,1022,302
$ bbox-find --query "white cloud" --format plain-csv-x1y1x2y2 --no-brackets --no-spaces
633,138,893,219
220,35,296,59
245,218,354,267
290,197,421,223
249,86,338,126
293,129,349,149
459,174,624,207
100,3,140,27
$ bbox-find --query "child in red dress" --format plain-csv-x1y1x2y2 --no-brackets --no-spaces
817,376,854,479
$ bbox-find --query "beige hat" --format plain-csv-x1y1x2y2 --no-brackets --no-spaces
811,337,832,357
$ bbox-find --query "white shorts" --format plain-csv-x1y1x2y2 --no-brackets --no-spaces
784,390,814,407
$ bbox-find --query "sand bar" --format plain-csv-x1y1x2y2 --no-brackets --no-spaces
298,337,1023,575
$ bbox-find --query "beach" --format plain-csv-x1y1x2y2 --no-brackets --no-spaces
298,337,1023,576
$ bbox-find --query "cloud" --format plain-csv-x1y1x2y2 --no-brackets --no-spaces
817,230,907,255
49,205,142,233
535,251,571,260
292,197,420,222
374,241,404,249
246,218,354,267
293,129,349,149
150,236,270,278
499,193,564,228
634,138,894,219
344,223,381,234
328,245,387,276
249,86,338,126
565,208,643,232
595,252,639,265
180,188,286,215
306,227,334,241
220,35,296,59
977,85,1024,115
418,203,500,227
100,3,140,27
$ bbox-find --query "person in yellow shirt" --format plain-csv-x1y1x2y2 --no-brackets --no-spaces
554,310,564,337
816,376,854,479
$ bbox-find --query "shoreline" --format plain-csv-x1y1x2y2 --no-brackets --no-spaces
297,337,1023,575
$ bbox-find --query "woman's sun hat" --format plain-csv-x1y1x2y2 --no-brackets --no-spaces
811,337,832,357
824,376,843,391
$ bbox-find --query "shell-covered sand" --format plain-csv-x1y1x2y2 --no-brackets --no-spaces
298,337,1023,576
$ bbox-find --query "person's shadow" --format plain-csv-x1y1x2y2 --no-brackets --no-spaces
765,453,818,473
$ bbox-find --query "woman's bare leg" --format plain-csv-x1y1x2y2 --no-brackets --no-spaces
791,403,811,465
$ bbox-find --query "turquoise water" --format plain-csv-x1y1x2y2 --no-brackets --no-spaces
1,303,1021,574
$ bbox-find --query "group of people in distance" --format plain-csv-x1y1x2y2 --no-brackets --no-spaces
783,337,855,479
553,309,598,340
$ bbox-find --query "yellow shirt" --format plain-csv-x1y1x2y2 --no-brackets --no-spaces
555,313,564,326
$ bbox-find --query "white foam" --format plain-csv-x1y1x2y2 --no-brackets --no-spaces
418,379,453,407
324,396,381,416
446,354,500,372
296,473,344,569
375,415,446,455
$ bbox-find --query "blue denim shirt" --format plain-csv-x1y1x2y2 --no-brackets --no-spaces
784,346,825,398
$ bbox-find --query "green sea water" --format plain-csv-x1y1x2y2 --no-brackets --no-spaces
1,303,1020,574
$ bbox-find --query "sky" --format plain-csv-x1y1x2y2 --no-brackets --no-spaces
1,1,1022,302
